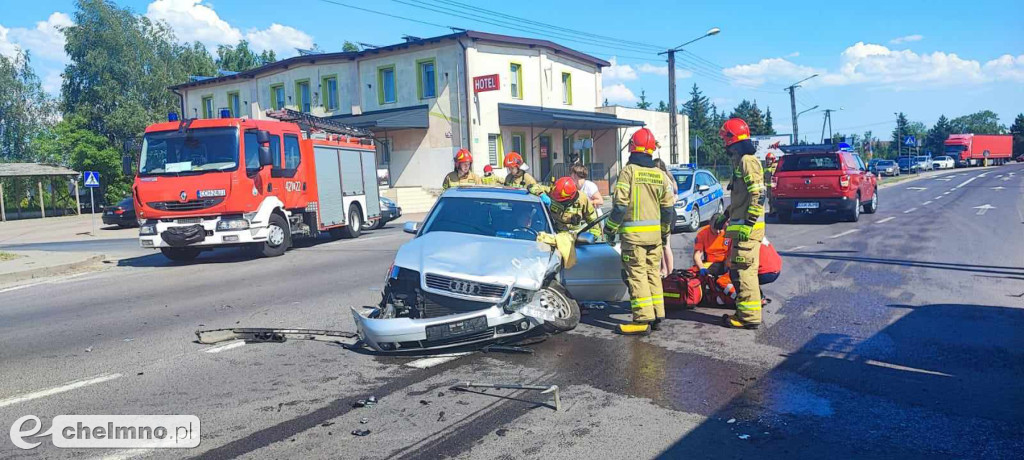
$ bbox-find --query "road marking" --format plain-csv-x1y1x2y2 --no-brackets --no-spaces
996,174,1003,178
829,229,860,239
955,177,978,189
405,352,472,369
0,373,122,408
89,449,155,460
876,217,896,223
991,186,1006,190
935,178,952,181
1003,176,1012,181
934,196,943,200
974,204,995,215
864,359,953,377
0,272,93,294
943,191,951,195
906,187,927,191
786,245,807,251
922,201,932,206
203,340,246,353
903,208,917,214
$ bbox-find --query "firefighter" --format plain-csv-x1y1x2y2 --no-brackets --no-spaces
764,152,778,213
536,176,602,238
718,118,766,329
481,164,500,185
503,152,537,188
604,128,675,335
442,148,482,190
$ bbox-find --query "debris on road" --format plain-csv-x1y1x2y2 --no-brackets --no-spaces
738,434,750,440
359,418,369,424
437,411,446,422
195,328,358,346
452,382,561,412
419,399,431,405
352,396,378,408
481,344,534,354
351,429,371,437
85,347,93,352
727,418,736,424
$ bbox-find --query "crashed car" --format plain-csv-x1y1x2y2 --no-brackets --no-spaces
352,187,627,352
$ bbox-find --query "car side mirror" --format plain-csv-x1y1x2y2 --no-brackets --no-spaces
575,232,596,245
121,154,133,176
257,130,274,167
403,222,420,234
697,184,710,192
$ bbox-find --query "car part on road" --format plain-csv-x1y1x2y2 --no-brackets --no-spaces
452,382,561,411
196,328,358,346
351,429,371,436
481,344,534,354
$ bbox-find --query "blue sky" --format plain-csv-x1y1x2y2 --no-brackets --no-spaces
3,0,1022,142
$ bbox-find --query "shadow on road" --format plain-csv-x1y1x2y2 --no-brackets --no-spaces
780,251,1024,276
658,303,1024,458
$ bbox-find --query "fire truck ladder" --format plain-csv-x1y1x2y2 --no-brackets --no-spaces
265,108,373,139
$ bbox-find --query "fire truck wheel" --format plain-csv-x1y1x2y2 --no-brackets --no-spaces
160,248,201,262
258,213,290,257
340,206,362,239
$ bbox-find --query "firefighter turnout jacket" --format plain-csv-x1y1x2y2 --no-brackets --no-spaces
606,160,675,245
530,184,602,238
504,171,538,189
727,154,766,232
442,170,482,190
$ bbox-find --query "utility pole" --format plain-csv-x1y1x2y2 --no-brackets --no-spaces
660,27,720,164
784,74,819,145
819,108,843,143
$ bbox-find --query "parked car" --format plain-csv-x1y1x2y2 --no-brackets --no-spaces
897,157,920,174
931,155,955,169
364,197,402,230
873,159,900,177
101,197,138,227
771,147,878,222
351,187,627,352
914,156,933,171
670,166,725,232
867,158,882,172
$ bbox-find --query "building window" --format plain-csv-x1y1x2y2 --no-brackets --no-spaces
418,59,436,99
509,63,522,99
488,134,504,166
510,133,525,156
202,95,213,118
321,75,338,111
561,72,572,105
227,91,241,117
270,84,285,110
378,65,396,104
295,80,311,112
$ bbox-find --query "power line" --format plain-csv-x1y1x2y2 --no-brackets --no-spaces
317,0,451,29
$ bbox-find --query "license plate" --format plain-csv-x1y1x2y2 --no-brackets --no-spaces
796,202,819,209
425,316,488,341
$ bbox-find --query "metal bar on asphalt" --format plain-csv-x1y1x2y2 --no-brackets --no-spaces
454,382,561,411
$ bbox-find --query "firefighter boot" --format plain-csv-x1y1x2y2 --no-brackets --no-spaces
651,318,663,331
618,322,652,335
722,314,760,330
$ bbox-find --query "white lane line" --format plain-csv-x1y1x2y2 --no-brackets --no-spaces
943,191,951,195
935,195,943,200
922,201,933,206
829,229,860,239
203,340,246,354
0,373,122,408
786,245,807,251
996,174,1003,178
405,352,472,369
903,208,917,214
865,359,953,377
0,272,93,294
876,217,896,223
955,177,978,189
90,449,155,460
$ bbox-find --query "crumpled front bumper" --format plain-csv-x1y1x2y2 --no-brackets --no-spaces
350,305,540,352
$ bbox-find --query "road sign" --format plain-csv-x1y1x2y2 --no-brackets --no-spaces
83,171,100,188
903,136,916,147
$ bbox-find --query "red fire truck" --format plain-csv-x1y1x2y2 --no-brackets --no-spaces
127,110,380,261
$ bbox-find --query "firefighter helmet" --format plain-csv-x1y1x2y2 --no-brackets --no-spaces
503,152,524,168
454,148,473,164
718,118,751,147
629,128,657,155
483,164,493,173
551,176,579,203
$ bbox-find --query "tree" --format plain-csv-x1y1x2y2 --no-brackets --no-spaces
729,100,767,135
216,40,275,72
34,115,128,201
949,110,1005,134
1010,113,1024,159
891,112,909,157
764,107,776,135
924,115,952,157
683,84,726,167
342,41,360,52
0,50,56,162
655,100,669,112
635,90,652,110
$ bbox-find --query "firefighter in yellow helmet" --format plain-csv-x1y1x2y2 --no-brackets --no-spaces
533,176,602,239
604,128,675,335
503,152,537,189
718,118,766,329
481,164,501,185
442,148,482,190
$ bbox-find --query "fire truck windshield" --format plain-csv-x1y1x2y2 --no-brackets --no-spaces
139,127,239,175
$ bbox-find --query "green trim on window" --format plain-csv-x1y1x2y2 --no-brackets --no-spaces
416,58,437,100
294,79,311,112
561,72,572,105
201,94,214,118
269,84,284,110
320,74,338,111
497,133,505,166
509,62,523,99
226,91,240,117
377,64,397,105
511,132,526,156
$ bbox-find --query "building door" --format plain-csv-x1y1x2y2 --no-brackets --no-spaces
539,135,552,182
375,139,392,186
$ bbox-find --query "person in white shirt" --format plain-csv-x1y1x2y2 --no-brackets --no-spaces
571,164,604,215
654,158,678,276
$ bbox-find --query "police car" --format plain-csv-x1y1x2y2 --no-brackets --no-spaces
670,166,726,232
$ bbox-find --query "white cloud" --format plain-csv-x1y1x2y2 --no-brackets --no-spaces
0,12,72,62
0,25,18,58
245,24,314,58
786,51,800,58
981,54,1024,82
723,57,821,87
603,57,637,81
602,83,637,104
889,34,923,45
41,69,63,94
637,62,668,76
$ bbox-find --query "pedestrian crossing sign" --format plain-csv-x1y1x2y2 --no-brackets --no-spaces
84,171,100,188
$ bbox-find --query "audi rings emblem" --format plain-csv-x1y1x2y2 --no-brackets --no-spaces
449,280,481,295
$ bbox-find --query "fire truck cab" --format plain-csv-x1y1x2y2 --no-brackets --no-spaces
131,111,379,261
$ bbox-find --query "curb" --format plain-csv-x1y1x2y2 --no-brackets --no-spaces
0,253,106,286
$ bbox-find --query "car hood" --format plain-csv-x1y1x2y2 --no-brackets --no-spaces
394,231,559,291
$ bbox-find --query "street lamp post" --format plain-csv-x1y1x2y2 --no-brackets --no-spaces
785,74,819,144
661,27,719,164
795,105,818,143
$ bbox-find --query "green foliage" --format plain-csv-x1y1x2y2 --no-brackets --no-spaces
764,107,775,135
34,115,128,202
729,100,769,136
683,84,726,167
216,40,275,72
655,100,668,113
635,90,652,110
1010,114,1024,158
924,115,952,157
342,41,360,52
949,110,1005,135
0,51,56,162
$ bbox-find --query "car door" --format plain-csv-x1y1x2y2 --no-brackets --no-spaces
850,154,872,199
564,240,628,302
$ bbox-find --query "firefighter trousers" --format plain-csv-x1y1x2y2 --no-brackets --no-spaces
725,223,765,324
621,242,665,322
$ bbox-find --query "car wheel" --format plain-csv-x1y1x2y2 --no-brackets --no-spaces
863,189,878,214
847,194,861,222
540,283,581,333
339,205,363,238
684,206,700,232
160,247,201,262
257,213,290,257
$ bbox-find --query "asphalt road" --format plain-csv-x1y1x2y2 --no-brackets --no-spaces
1,165,1022,459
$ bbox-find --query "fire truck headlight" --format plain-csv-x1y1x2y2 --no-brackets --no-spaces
216,218,250,231
139,223,157,236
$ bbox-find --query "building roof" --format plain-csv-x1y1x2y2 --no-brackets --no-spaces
327,105,430,129
0,163,80,178
498,103,644,131
170,31,609,91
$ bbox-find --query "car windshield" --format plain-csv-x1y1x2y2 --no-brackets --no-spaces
421,196,551,241
879,160,895,166
139,128,239,176
778,153,840,172
672,172,694,192
915,156,929,162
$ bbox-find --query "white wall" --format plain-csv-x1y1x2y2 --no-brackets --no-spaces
595,106,689,166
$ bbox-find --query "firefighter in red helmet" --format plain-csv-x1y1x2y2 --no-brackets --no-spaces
534,176,601,238
442,148,482,190
503,152,537,189
604,127,675,335
718,118,766,329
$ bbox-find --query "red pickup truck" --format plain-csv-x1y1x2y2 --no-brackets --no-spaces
770,147,878,222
